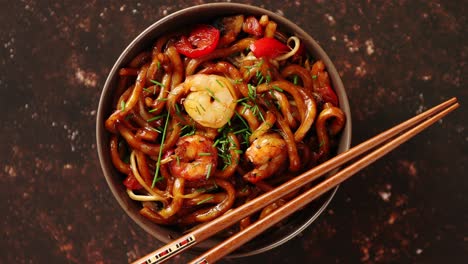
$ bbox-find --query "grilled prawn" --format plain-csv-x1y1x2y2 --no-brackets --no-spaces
169,135,218,181
244,133,287,183
182,74,238,128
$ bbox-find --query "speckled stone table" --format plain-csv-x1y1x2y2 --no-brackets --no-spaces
1,0,466,263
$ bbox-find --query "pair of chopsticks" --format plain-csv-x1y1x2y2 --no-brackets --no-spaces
133,97,459,264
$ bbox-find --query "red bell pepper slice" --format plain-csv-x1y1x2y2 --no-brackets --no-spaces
316,85,339,106
175,24,220,58
123,174,143,190
291,42,306,62
250,37,290,59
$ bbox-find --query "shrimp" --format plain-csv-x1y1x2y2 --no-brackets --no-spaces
182,74,238,128
169,135,218,181
244,133,287,183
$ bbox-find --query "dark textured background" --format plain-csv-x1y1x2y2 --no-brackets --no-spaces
1,0,466,263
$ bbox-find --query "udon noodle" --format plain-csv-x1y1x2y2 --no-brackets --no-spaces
105,14,346,229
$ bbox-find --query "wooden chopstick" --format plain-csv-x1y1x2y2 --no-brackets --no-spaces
190,100,459,263
132,97,458,264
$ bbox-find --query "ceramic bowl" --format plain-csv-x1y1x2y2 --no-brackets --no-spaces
96,3,352,258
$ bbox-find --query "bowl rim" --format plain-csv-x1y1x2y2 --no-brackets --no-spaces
96,2,352,258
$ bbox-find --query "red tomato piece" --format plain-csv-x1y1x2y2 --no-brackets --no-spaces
175,24,220,58
250,37,290,58
123,174,143,190
243,16,263,36
317,85,339,106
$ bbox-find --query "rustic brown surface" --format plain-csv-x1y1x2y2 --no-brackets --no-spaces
1,0,466,263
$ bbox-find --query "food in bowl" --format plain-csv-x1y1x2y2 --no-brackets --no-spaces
103,13,346,231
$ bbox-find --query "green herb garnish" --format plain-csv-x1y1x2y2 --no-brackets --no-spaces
150,127,162,133
150,79,165,87
293,75,299,85
272,85,284,92
213,138,221,147
174,103,187,122
247,84,256,99
196,182,219,194
234,111,249,130
180,124,196,137
198,103,206,112
143,87,156,94
152,114,170,188
257,74,264,85
153,174,164,184
146,113,167,122
205,87,220,102
206,164,212,179
318,139,325,147
241,185,249,193
195,187,207,193
196,196,214,205
233,128,249,135
250,104,265,121
236,97,249,103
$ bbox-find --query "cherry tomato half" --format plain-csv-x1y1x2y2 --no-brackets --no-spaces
175,24,220,58
250,37,290,59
